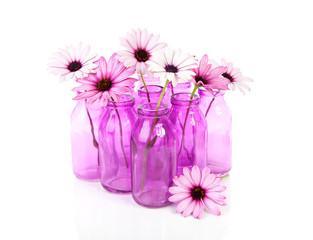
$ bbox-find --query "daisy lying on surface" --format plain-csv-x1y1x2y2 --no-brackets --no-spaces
169,166,227,219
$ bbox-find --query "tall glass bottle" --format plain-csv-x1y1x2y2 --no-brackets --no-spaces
199,89,232,177
168,93,208,175
98,94,137,193
71,100,102,181
131,103,176,208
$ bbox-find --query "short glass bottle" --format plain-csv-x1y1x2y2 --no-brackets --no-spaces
131,103,176,208
168,93,208,175
71,100,103,181
198,89,232,177
98,94,137,193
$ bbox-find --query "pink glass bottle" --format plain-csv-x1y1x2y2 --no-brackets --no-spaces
98,94,137,193
131,103,176,208
71,100,102,181
199,89,232,177
168,93,208,175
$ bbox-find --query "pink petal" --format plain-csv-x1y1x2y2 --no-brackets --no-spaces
199,54,209,75
203,197,221,216
97,56,107,79
177,176,193,189
200,167,210,185
201,174,216,189
183,200,196,217
198,201,204,219
72,84,96,92
173,176,189,190
191,166,201,186
209,185,227,193
87,92,102,105
206,192,226,202
183,167,195,186
176,197,193,213
192,201,201,219
72,90,98,100
169,186,190,194
114,69,136,83
112,78,137,89
169,193,190,202
209,178,222,189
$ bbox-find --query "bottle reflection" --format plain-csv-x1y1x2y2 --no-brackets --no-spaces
73,175,231,240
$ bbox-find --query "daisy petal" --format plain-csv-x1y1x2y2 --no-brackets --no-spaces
176,197,193,213
169,192,190,202
183,200,196,217
203,197,221,216
191,166,201,186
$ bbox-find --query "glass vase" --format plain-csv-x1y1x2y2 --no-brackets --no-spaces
199,89,232,177
98,94,137,193
71,100,102,181
168,93,208,175
131,103,176,208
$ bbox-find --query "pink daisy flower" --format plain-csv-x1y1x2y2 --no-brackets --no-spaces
221,59,253,95
191,54,230,94
48,43,98,81
117,29,167,75
169,166,226,219
148,47,197,87
72,54,137,107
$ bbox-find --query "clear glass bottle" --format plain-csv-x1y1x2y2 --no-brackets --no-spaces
199,89,232,177
71,100,102,181
131,103,176,208
168,93,208,175
98,94,137,193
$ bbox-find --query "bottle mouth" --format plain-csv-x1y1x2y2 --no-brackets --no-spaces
198,88,224,97
138,103,169,117
107,94,135,107
171,92,200,106
138,85,163,94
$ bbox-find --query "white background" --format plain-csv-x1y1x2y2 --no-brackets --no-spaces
1,0,313,239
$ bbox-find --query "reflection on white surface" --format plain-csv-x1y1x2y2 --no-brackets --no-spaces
73,176,231,240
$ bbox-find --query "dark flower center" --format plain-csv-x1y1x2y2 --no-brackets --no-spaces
191,187,205,200
195,76,205,83
165,64,178,73
135,49,149,62
97,79,112,91
68,61,82,72
222,72,234,82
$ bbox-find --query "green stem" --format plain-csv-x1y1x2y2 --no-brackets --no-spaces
140,79,170,190
140,73,150,103
177,85,199,159
111,97,129,168
156,79,169,110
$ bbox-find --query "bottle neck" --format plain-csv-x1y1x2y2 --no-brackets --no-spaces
171,92,200,108
138,103,169,118
107,94,135,108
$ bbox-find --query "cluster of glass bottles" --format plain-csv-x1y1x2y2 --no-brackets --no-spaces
71,76,232,207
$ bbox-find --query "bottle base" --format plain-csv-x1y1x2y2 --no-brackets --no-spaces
74,166,100,181
132,188,172,208
101,176,131,193
208,164,231,177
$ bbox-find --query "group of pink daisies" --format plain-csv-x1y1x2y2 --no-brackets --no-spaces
48,29,252,219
